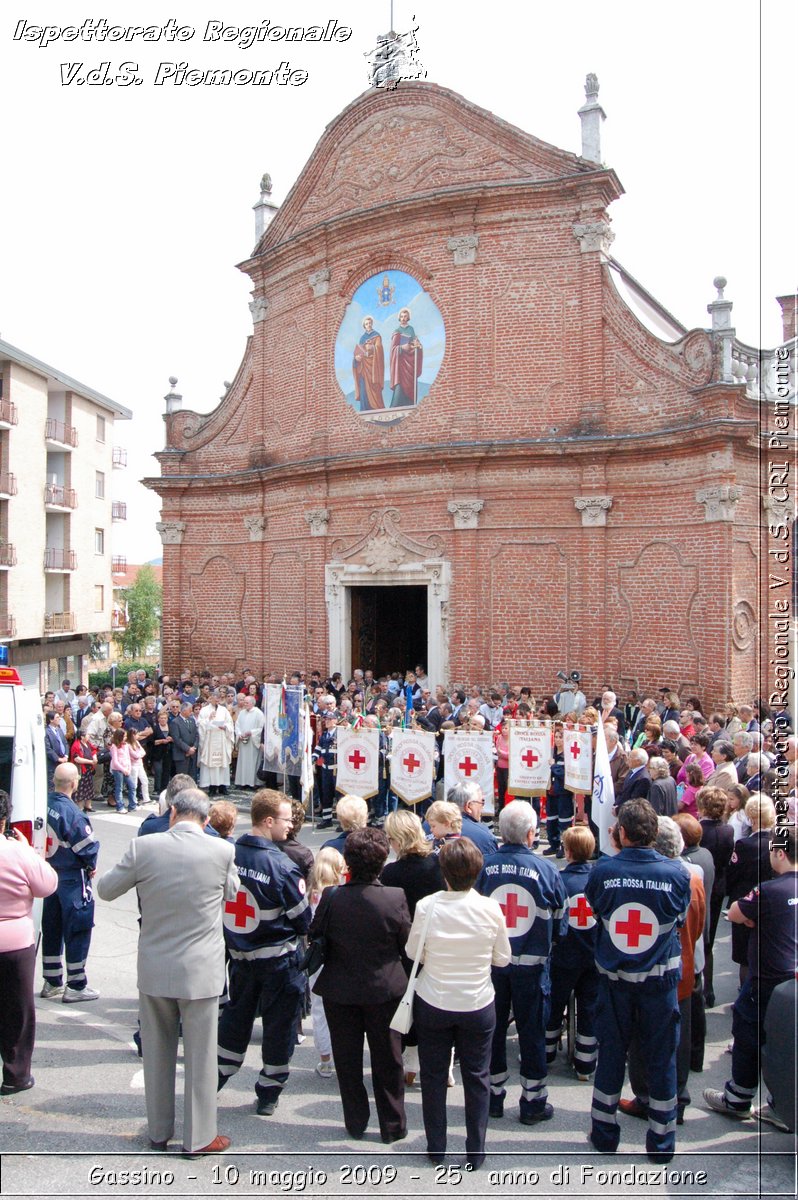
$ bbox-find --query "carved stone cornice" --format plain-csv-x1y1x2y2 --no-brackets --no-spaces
447,499,484,529
244,515,267,541
573,220,614,256
305,508,330,536
308,268,331,298
574,495,613,526
695,485,741,522
249,295,268,324
156,520,186,545
447,234,479,266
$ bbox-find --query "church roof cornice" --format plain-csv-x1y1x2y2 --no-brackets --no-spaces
143,416,757,497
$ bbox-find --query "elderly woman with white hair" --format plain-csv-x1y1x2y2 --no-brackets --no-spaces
619,816,705,1126
320,794,369,857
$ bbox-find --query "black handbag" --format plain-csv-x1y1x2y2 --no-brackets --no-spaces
299,886,337,975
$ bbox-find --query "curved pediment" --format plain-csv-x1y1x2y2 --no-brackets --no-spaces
258,82,597,251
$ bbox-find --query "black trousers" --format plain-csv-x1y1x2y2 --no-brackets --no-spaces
0,944,37,1087
414,995,495,1157
323,997,406,1140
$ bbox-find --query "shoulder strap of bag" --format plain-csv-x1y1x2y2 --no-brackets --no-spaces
405,896,436,989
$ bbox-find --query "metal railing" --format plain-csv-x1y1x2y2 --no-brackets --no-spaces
44,483,78,508
0,543,16,567
45,417,78,447
0,399,18,426
0,613,15,638
44,547,77,570
112,555,127,573
111,501,127,520
112,447,128,467
0,472,18,496
44,611,76,634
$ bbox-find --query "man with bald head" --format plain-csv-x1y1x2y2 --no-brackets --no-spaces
40,764,100,1002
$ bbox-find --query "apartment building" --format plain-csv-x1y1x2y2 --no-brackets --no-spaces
0,337,132,690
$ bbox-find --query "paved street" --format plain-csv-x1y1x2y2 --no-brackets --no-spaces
1,797,794,1198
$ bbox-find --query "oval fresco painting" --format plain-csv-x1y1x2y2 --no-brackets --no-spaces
335,270,445,423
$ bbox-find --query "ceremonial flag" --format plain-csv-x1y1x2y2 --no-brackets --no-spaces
443,730,495,815
262,683,303,777
593,716,617,856
300,702,315,804
336,726,380,799
564,725,592,794
390,728,436,805
508,724,551,796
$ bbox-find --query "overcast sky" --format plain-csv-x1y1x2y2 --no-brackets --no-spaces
2,0,793,564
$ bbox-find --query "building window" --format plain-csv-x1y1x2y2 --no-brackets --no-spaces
95,471,105,499
94,585,104,612
96,414,106,443
95,528,104,555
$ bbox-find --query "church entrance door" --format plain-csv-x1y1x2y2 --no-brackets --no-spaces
350,585,427,678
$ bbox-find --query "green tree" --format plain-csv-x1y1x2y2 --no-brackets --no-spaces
120,565,162,659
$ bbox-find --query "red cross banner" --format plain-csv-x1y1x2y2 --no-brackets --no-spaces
508,724,551,796
390,728,436,805
335,725,380,800
563,725,593,794
443,730,495,814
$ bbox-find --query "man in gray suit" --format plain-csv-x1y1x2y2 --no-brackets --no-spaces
97,788,239,1157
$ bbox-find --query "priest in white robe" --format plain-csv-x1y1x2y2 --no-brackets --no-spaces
234,696,265,788
198,694,235,795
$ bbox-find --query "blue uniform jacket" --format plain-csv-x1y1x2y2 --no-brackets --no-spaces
223,834,311,961
312,729,337,770
550,860,597,972
584,846,690,985
461,812,498,857
46,791,98,877
477,842,568,968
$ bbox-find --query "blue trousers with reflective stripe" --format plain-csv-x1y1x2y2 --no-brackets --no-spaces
41,875,94,990
490,965,550,1116
591,975,680,1156
217,951,305,1103
724,977,779,1110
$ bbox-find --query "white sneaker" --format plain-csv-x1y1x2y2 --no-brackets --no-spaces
315,1060,334,1079
40,982,64,999
62,986,100,1004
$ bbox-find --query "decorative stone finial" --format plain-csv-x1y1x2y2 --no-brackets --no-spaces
164,378,182,414
254,173,279,241
260,173,272,197
713,276,727,300
365,24,426,89
578,71,606,164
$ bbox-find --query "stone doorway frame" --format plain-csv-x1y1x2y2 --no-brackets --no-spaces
325,559,451,688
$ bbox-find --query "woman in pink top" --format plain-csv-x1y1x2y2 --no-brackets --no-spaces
494,718,511,810
0,789,58,1093
676,733,714,787
677,761,705,818
109,728,136,812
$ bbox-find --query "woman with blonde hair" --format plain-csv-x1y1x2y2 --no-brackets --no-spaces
308,848,346,1079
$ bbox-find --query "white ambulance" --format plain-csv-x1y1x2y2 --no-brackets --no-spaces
0,665,48,852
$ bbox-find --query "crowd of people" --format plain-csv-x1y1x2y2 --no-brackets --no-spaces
2,665,793,1164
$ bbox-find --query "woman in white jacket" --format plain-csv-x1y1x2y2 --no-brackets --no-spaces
405,837,511,1169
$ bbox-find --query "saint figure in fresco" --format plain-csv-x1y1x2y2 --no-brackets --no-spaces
352,315,386,411
389,307,423,407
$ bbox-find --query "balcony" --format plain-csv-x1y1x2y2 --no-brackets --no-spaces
44,483,78,509
44,547,77,571
111,501,127,521
0,398,18,428
111,555,127,573
112,610,127,631
0,613,15,640
112,447,128,468
0,543,17,568
44,611,76,635
45,418,78,448
0,472,17,498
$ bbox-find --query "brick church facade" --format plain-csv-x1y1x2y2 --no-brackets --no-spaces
147,79,773,707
